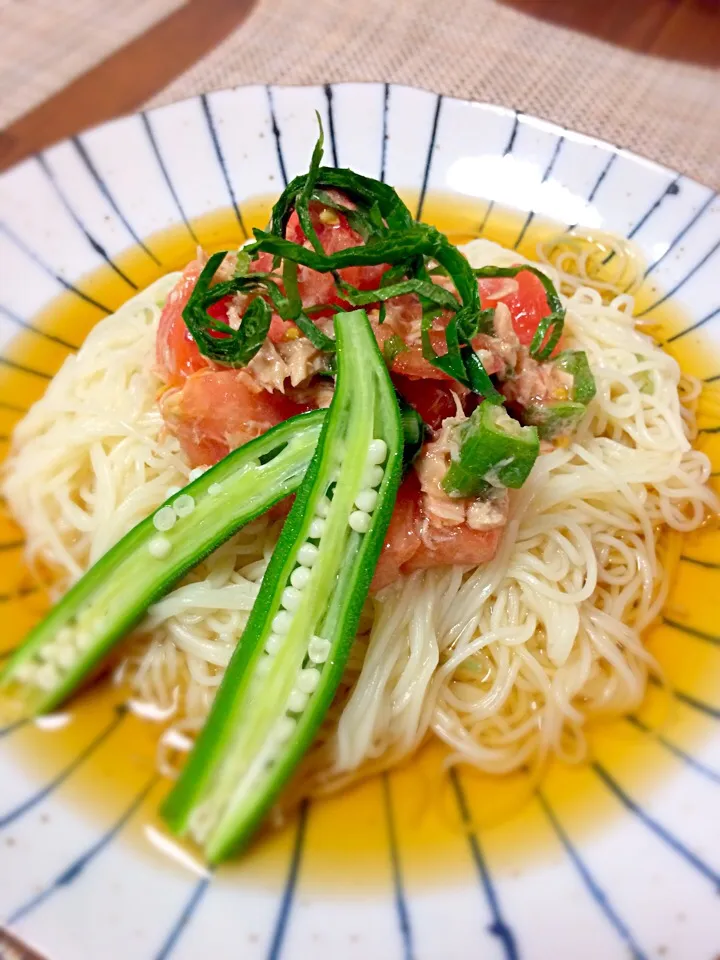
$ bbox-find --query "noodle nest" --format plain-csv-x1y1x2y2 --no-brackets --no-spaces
4,237,717,803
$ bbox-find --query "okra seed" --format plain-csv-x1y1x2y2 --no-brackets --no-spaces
315,497,331,518
15,662,35,682
265,634,284,655
355,489,378,513
255,655,272,675
173,494,195,518
297,668,320,693
308,518,326,538
297,543,319,567
308,636,331,663
208,483,222,496
349,510,371,533
148,535,172,560
35,663,59,691
287,689,308,713
281,587,302,612
188,466,208,482
56,647,76,670
153,506,177,532
272,611,293,634
276,716,296,742
166,485,182,499
363,464,384,488
76,631,93,650
41,644,62,664
290,566,311,590
56,627,73,644
367,439,388,464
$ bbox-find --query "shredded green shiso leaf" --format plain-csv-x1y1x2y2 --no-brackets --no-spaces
183,118,567,396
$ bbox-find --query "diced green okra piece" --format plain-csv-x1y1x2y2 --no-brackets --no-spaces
0,411,325,724
524,350,597,439
161,308,403,863
523,400,588,439
442,403,539,498
554,349,597,405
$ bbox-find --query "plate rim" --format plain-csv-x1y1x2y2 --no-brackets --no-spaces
1,79,708,194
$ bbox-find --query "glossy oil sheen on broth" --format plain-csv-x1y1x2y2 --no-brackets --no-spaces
1,195,718,887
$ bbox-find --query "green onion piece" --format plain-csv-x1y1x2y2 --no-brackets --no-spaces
162,308,403,862
0,412,326,724
234,249,252,278
554,349,597,404
523,401,588,440
522,349,597,439
442,404,539,498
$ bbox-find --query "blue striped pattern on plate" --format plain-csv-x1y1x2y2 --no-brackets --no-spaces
0,83,718,960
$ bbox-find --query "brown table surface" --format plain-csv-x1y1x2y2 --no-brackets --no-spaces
1,0,718,175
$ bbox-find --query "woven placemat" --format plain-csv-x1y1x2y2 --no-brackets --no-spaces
151,0,720,189
0,0,183,129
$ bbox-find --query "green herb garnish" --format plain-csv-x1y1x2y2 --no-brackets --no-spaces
183,120,567,398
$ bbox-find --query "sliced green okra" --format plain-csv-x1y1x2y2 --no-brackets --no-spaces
161,308,403,863
524,400,588,439
0,411,325,723
555,350,597,405
442,403,539,499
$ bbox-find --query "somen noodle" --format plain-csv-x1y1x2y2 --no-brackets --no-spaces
5,232,715,808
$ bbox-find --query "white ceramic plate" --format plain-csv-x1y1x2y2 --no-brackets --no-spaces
0,83,719,960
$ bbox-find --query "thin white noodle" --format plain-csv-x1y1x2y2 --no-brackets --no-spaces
3,238,717,804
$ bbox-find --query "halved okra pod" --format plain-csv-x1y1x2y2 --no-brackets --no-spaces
161,308,403,863
0,411,325,723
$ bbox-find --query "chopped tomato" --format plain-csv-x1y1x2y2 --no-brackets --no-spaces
285,203,387,308
371,469,504,590
157,263,303,385
156,214,515,584
160,370,308,467
372,320,453,381
478,269,555,348
405,522,503,573
392,336,452,380
393,374,458,430
371,473,422,591
156,261,208,384
268,317,298,343
373,309,505,386
206,296,231,323
249,250,276,275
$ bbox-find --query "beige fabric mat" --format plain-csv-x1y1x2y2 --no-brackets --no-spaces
0,0,183,129
152,0,720,190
